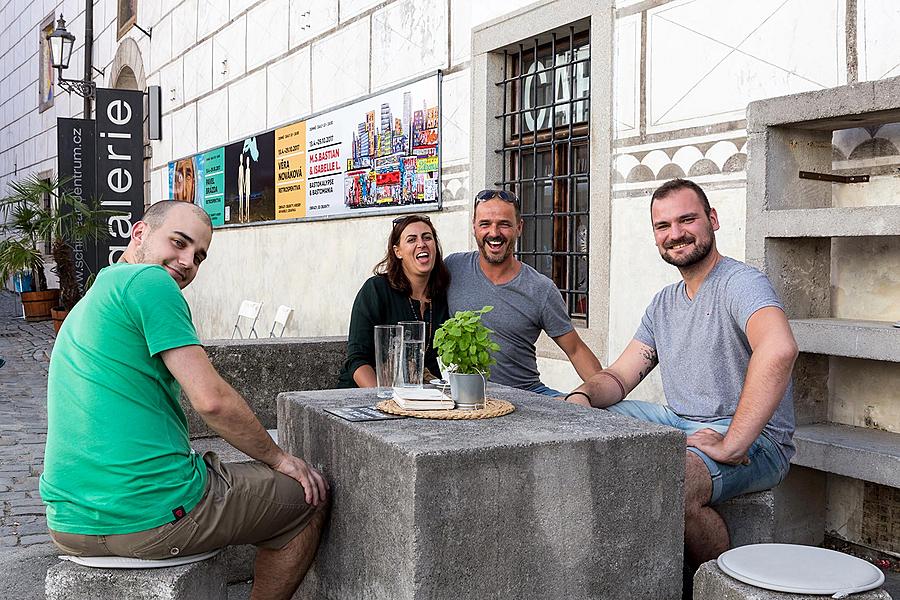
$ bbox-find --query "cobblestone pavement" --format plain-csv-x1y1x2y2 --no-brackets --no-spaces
0,291,54,549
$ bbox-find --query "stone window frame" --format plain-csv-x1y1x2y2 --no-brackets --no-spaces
471,0,614,363
38,13,55,113
117,0,138,41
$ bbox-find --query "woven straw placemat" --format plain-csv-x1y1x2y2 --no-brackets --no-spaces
375,398,514,420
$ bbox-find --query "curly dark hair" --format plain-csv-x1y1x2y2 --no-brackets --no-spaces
373,215,450,299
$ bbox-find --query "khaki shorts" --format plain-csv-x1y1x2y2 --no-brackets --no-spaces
49,452,317,560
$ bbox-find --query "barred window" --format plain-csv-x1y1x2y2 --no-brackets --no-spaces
497,25,590,324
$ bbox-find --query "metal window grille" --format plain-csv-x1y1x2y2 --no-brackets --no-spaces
496,25,591,325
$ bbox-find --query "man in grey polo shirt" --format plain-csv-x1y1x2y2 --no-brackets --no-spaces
445,190,602,395
566,178,798,570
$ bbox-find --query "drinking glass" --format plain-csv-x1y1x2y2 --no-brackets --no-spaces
374,325,403,398
398,320,425,388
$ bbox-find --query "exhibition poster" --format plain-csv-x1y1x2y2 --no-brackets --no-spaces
167,72,440,226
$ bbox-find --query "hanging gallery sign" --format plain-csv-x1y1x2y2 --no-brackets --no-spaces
56,88,146,284
168,72,442,226
95,88,145,266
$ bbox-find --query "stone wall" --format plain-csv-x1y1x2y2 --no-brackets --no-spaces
182,336,347,438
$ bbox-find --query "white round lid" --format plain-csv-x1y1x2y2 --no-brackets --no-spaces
717,544,884,597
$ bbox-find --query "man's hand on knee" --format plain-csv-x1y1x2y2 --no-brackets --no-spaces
686,428,749,466
271,453,330,507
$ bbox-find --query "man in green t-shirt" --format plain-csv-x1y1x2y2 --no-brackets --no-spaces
41,201,328,599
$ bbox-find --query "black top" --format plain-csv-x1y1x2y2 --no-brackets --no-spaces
337,275,450,388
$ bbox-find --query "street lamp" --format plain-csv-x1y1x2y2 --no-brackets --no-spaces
47,15,96,99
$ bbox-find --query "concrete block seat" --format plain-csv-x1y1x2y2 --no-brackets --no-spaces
693,561,892,600
44,430,279,600
184,337,348,438
714,465,826,548
45,553,227,600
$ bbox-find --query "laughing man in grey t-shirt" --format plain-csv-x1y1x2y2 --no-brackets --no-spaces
566,179,798,569
446,190,603,395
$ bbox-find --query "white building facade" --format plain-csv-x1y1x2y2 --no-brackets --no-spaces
2,0,899,555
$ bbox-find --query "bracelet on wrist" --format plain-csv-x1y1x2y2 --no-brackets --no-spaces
564,390,592,403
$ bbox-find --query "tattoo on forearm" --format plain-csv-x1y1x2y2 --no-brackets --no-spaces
637,347,658,381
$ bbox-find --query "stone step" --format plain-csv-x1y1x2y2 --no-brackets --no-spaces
763,206,900,239
789,318,900,362
45,553,227,600
692,560,892,599
792,423,900,488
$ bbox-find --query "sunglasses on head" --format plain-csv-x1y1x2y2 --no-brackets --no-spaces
392,214,431,227
474,189,520,208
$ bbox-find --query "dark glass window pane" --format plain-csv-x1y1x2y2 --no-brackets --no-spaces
500,25,590,324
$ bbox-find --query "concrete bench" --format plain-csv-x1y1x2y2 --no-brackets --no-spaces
184,336,347,438
791,422,900,489
693,561,892,599
45,553,227,600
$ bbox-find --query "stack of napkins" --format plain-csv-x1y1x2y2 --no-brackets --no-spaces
392,387,454,410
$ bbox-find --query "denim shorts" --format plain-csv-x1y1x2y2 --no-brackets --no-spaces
606,400,789,505
525,381,563,397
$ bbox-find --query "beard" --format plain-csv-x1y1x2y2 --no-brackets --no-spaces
477,235,515,264
660,225,714,268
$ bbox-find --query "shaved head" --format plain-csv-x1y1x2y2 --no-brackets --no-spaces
122,200,213,288
143,200,212,232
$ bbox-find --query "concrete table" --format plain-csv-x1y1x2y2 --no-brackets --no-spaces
277,387,685,600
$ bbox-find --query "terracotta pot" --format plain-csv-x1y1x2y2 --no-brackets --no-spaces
50,307,69,333
21,289,60,322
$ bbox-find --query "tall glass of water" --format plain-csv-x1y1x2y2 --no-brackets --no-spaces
374,325,403,398
398,320,425,388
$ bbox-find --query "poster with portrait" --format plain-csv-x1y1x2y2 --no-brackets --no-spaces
169,156,203,204
223,132,276,224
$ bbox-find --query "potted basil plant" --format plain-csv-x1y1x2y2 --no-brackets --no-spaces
433,306,501,410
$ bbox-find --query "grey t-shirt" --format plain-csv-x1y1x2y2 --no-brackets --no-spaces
445,251,573,389
634,256,795,460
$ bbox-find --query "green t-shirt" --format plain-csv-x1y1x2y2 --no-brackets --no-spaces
40,263,208,535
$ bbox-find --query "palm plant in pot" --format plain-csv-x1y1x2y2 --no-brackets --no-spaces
0,175,115,328
433,306,501,410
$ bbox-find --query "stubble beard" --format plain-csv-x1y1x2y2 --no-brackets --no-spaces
661,225,715,268
478,236,514,265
